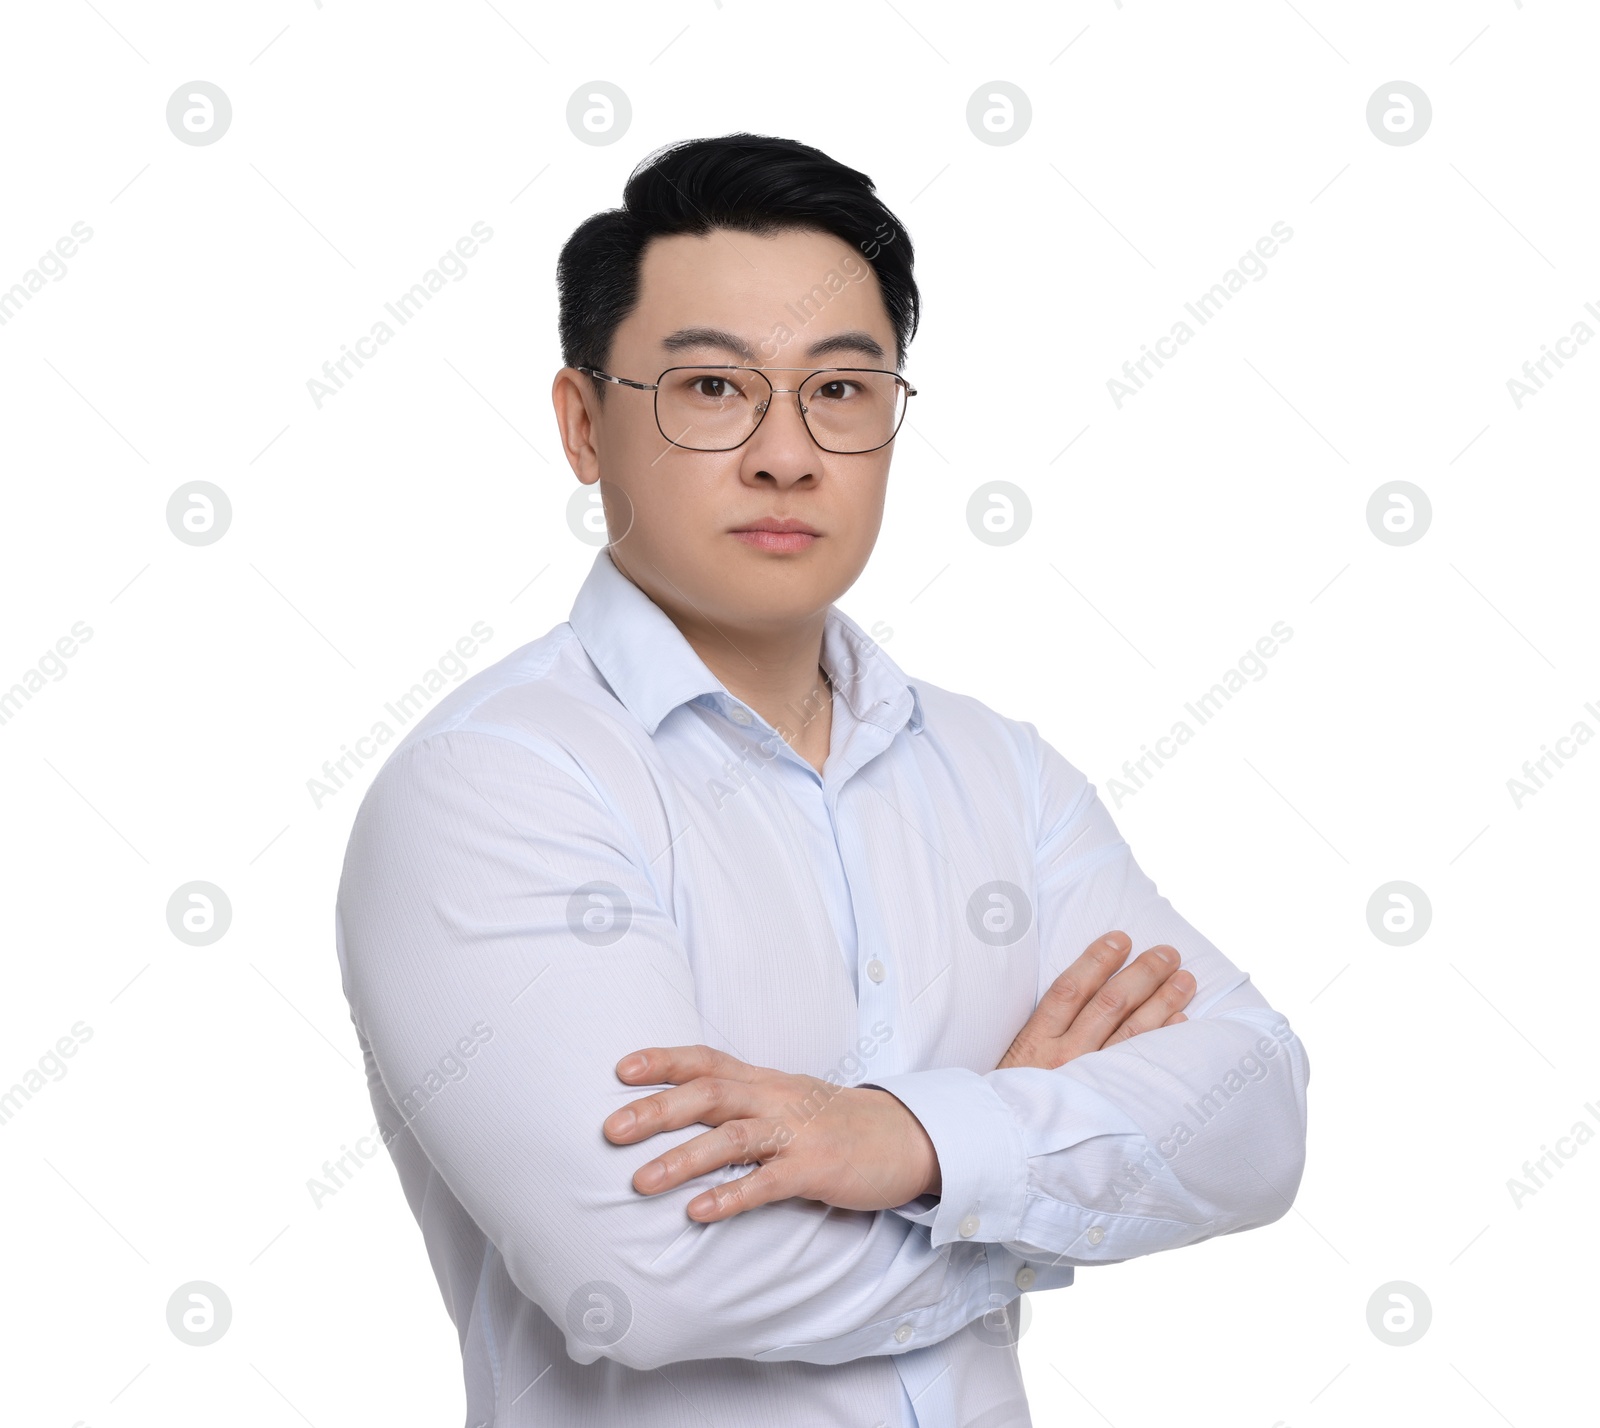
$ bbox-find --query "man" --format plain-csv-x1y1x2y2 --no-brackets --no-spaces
335,132,1309,1428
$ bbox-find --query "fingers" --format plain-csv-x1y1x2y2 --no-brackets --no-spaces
1027,932,1133,1040
603,1075,751,1143
1104,967,1196,1046
687,1162,791,1221
616,1043,750,1087
1056,943,1182,1060
629,1118,787,1201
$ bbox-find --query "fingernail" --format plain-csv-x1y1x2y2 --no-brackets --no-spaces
1106,933,1129,951
1155,948,1175,965
637,1162,664,1190
687,1192,715,1217
609,1109,636,1135
618,1055,646,1078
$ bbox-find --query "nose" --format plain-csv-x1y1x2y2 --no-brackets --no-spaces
743,385,817,481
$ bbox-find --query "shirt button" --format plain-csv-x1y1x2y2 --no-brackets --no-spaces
866,959,886,984
1014,1267,1036,1290
958,1214,979,1237
729,705,752,726
1086,1226,1105,1246
893,1324,913,1344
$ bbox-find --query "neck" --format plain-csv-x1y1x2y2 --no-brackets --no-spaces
608,547,836,753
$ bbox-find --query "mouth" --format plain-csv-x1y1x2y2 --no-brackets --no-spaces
729,519,820,553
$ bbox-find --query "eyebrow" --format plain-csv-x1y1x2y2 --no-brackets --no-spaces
660,326,890,365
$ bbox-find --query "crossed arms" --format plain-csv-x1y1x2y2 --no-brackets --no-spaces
334,723,1310,1371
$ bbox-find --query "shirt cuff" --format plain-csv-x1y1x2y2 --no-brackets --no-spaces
863,1066,1028,1250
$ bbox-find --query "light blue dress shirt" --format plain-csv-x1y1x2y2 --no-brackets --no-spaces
334,543,1310,1428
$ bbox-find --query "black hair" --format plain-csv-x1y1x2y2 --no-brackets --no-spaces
556,132,918,402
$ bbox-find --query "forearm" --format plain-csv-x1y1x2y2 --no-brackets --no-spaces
867,980,1310,1263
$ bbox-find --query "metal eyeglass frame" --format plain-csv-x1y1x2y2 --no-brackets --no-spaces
574,364,918,455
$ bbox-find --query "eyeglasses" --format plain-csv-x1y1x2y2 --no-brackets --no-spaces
575,365,917,455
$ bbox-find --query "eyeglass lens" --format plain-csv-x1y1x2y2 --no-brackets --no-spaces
655,367,906,453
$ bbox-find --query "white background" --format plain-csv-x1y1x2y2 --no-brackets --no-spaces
2,1,1595,1424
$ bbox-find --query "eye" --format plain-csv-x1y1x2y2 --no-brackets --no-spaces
815,379,860,401
690,375,732,399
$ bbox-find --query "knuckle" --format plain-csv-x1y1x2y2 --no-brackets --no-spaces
1091,984,1125,1019
1049,976,1081,1004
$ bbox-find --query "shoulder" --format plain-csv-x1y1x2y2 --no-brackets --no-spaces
909,673,1085,788
351,623,673,854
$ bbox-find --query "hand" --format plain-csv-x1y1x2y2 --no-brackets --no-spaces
997,930,1194,1071
602,1044,940,1223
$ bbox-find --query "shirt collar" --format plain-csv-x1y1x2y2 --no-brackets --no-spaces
568,544,925,739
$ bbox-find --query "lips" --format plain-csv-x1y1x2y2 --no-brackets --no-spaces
731,519,820,536
730,527,818,552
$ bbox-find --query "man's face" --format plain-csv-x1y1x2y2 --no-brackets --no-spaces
558,226,901,639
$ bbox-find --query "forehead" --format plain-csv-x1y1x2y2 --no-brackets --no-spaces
624,226,895,362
